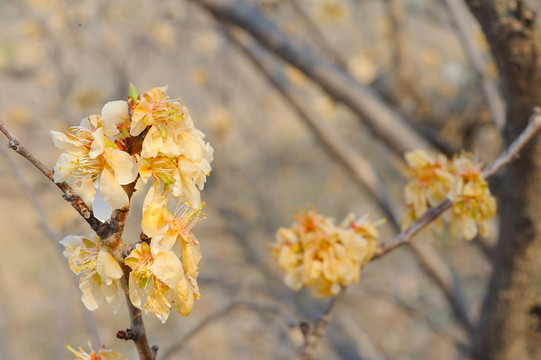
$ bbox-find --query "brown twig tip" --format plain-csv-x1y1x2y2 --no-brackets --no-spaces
140,233,151,243
151,346,159,359
117,328,138,341
299,321,311,337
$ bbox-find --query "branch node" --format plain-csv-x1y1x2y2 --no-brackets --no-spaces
151,345,159,360
116,328,138,341
8,139,18,150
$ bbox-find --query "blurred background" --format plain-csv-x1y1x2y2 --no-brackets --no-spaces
1,0,540,359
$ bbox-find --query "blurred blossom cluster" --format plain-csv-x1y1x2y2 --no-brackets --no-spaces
270,209,379,298
67,342,125,360
402,149,496,240
53,85,213,323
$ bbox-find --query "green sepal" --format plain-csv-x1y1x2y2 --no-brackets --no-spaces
141,242,151,254
129,83,138,100
95,272,103,285
140,275,150,289
124,257,139,268
82,238,95,249
158,173,174,185
157,123,168,138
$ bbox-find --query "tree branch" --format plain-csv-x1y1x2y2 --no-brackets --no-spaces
223,26,474,336
189,0,437,156
160,300,298,360
300,287,347,360
0,119,106,235
118,265,157,360
372,107,541,260
442,0,506,129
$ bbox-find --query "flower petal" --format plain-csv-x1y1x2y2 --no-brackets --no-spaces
97,249,123,285
101,100,128,137
150,251,183,288
99,167,129,210
105,148,138,185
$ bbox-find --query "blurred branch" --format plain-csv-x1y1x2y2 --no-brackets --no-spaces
408,241,473,334
190,0,439,156
333,316,387,360
226,29,398,229
161,300,298,360
0,121,154,359
441,0,506,129
361,284,462,343
286,0,347,67
472,234,495,262
386,0,407,80
223,25,474,337
300,287,347,360
0,145,103,350
0,145,60,242
372,108,541,259
0,119,107,236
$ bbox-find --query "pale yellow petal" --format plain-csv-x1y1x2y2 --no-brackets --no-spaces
80,276,103,311
144,287,171,323
89,128,105,159
181,240,202,278
99,167,129,209
105,148,138,185
150,251,183,288
101,100,128,137
128,273,143,309
97,249,123,285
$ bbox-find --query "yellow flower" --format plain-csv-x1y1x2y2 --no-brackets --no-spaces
125,242,200,322
401,149,497,240
67,342,125,360
141,183,205,255
60,235,123,312
270,209,379,298
131,86,214,206
448,153,496,240
51,125,138,220
403,149,454,219
129,86,188,158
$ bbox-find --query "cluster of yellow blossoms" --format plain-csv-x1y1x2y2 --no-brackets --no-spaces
270,209,379,298
67,342,125,360
53,85,212,323
402,149,496,240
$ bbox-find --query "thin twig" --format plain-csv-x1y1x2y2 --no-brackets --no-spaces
286,0,347,67
300,287,347,359
161,300,298,360
224,27,474,335
0,119,156,360
0,119,106,235
373,107,541,260
0,146,60,242
0,145,103,348
118,265,157,360
482,108,541,177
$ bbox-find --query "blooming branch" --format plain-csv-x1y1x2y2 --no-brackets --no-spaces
373,107,541,260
